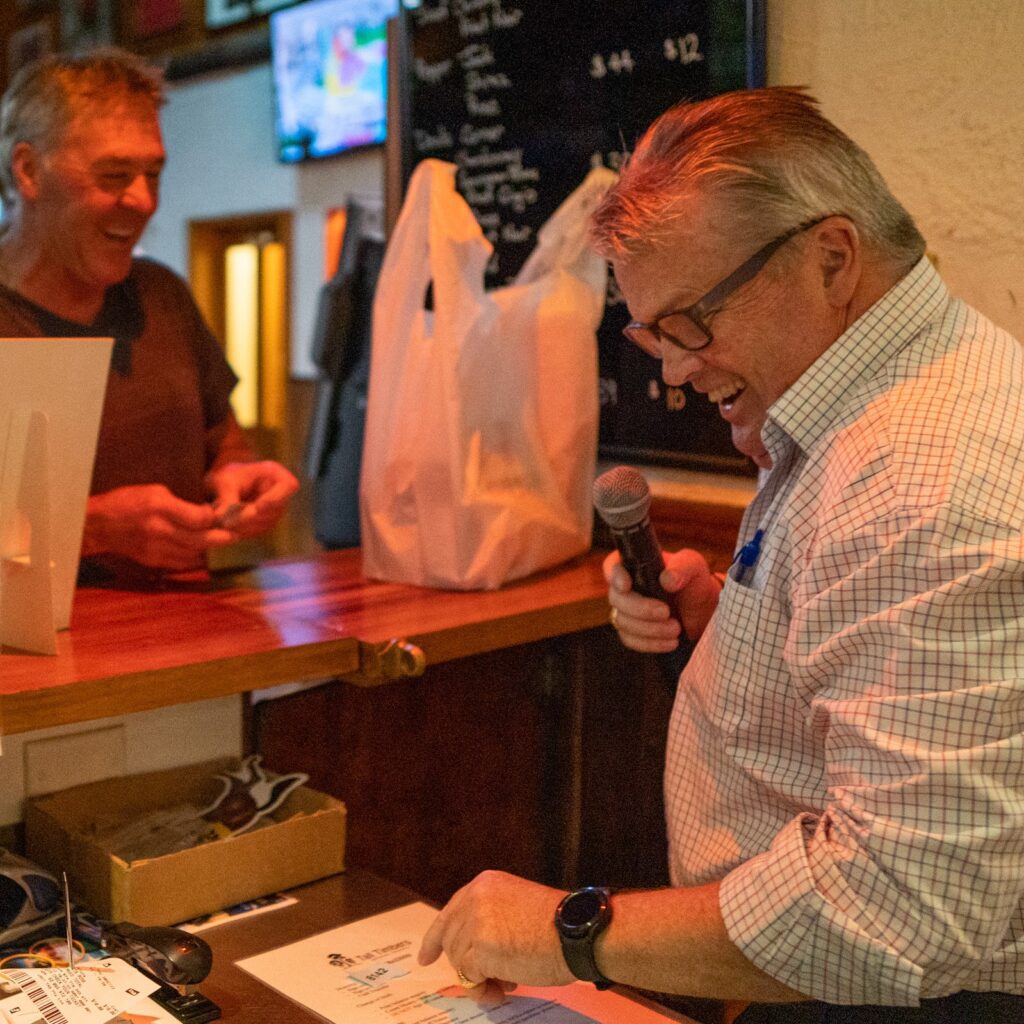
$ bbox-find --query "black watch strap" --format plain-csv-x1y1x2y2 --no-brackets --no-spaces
555,886,614,989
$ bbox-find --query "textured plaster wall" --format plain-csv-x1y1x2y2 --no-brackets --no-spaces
768,0,1024,340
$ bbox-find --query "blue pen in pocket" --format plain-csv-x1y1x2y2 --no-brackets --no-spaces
733,528,764,585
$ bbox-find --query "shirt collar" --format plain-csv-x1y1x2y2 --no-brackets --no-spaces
765,256,949,457
11,270,144,376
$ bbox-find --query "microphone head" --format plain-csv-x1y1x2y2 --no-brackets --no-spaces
592,466,652,529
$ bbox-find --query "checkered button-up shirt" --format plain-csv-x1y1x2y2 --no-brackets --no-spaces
665,257,1024,1005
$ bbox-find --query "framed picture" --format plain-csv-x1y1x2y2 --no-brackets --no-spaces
7,21,53,81
59,0,115,52
205,0,294,30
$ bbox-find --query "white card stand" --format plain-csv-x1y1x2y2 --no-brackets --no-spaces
0,409,56,655
0,337,113,656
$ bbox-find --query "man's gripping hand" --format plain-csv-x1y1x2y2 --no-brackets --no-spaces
205,460,298,538
82,484,237,571
603,547,723,652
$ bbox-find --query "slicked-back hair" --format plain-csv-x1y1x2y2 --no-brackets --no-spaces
591,87,925,272
0,47,165,206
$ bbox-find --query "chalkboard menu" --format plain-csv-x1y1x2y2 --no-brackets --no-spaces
400,0,765,472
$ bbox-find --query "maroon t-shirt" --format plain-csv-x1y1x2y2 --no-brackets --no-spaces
0,258,238,504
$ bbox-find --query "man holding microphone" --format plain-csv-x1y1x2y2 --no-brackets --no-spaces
418,87,1024,1023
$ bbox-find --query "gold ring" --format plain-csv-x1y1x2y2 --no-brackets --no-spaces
456,969,478,988
609,607,620,630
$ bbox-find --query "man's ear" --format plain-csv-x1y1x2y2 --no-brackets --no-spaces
10,141,42,201
814,217,860,307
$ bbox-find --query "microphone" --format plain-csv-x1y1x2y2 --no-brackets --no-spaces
593,466,692,691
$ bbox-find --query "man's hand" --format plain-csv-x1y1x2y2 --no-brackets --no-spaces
418,871,574,1004
82,485,236,571
205,460,298,538
604,547,723,652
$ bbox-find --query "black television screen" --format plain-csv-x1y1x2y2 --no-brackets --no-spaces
270,0,397,162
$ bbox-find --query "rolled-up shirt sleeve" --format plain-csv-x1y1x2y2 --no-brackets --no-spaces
719,505,1024,1005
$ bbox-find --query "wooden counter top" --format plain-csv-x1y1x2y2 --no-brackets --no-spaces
0,548,611,736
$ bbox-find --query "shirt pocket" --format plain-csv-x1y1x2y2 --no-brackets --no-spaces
695,577,765,737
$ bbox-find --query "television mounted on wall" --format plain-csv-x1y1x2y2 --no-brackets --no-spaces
270,0,398,163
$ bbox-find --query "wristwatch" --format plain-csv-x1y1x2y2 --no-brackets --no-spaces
554,886,613,989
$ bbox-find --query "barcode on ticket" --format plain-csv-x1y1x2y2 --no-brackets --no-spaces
4,970,71,1024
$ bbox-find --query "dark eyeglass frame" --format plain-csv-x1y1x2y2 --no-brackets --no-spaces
622,214,836,356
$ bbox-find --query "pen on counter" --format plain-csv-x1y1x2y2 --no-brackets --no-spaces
733,528,764,585
62,871,75,970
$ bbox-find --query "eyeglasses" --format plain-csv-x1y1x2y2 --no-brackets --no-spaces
622,214,835,357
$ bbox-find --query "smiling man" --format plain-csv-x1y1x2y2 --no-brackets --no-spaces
0,49,297,575
418,89,1024,1024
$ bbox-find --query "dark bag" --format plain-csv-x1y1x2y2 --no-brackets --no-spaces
305,200,385,549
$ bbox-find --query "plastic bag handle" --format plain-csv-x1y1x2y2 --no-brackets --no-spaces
377,160,491,326
513,166,618,287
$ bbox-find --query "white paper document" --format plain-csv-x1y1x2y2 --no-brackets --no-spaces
237,901,689,1024
0,959,173,1024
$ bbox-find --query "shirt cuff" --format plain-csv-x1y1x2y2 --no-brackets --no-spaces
719,815,923,1006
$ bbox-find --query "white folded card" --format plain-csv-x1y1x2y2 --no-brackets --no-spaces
0,338,111,655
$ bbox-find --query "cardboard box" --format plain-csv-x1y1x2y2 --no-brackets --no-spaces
25,758,346,927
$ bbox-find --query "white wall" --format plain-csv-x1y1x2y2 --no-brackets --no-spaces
141,62,384,378
0,696,242,826
768,0,1024,342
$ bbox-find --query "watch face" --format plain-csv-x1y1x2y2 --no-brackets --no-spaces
561,889,603,929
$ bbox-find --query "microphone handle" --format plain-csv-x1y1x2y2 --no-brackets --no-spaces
612,519,693,694
615,519,673,604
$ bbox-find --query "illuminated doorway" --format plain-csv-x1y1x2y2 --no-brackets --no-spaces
188,211,294,561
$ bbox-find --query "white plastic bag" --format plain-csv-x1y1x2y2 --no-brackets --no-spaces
360,159,614,590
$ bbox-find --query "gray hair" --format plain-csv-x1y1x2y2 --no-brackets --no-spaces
592,87,925,272
0,47,165,206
